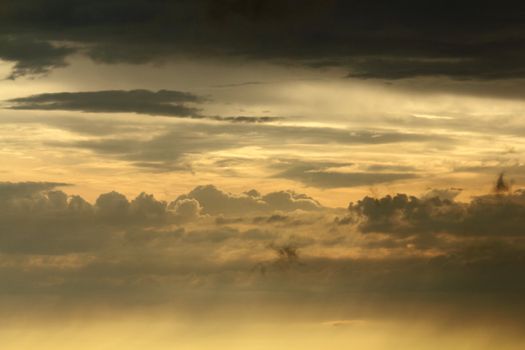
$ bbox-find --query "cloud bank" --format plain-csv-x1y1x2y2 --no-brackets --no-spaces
0,179,524,321
2,0,525,85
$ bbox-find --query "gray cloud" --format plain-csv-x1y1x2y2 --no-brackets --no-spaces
0,181,70,199
454,164,525,175
4,90,285,123
49,127,239,171
0,180,524,323
172,184,321,215
495,172,511,193
0,35,75,79
171,198,202,224
1,0,525,87
40,121,450,172
0,182,322,254
0,184,170,254
349,188,525,238
273,160,418,188
6,89,203,118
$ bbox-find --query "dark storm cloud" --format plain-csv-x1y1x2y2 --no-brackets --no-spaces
2,0,525,83
273,160,418,188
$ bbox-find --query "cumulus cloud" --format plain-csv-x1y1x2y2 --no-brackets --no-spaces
349,188,525,238
172,184,321,215
0,181,70,199
0,182,322,254
0,180,524,320
170,198,202,223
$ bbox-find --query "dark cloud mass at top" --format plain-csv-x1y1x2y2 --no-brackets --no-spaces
0,36,74,79
1,0,525,82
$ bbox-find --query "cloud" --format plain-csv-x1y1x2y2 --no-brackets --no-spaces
49,127,240,171
40,121,448,172
273,160,418,188
6,90,203,118
0,182,323,255
170,198,202,223
172,184,321,215
494,172,511,193
0,35,75,79
349,188,525,237
0,181,70,199
421,187,462,201
2,0,525,85
211,81,267,88
4,90,286,124
0,180,524,321
254,243,302,274
213,115,282,123
454,164,525,176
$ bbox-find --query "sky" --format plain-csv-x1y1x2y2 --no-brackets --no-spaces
1,1,525,349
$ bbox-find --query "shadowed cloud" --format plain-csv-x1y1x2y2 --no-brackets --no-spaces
4,90,283,123
0,35,75,79
273,160,418,188
0,179,524,315
1,0,525,89
6,89,204,118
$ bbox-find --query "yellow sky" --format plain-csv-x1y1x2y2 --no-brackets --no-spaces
1,57,524,206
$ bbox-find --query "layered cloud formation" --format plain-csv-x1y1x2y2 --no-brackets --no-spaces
2,3,525,348
5,89,281,123
1,180,524,321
